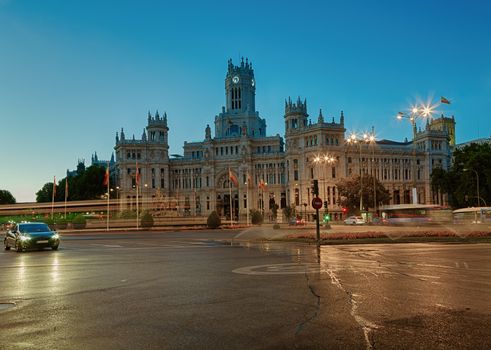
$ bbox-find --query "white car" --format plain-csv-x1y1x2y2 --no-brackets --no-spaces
344,216,365,225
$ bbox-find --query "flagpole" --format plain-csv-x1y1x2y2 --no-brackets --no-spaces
106,162,110,232
229,168,233,227
246,177,250,226
136,161,139,230
64,179,68,219
51,176,56,220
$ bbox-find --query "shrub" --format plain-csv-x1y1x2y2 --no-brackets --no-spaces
250,209,264,225
44,217,55,229
54,217,68,230
207,211,221,229
72,215,87,229
120,210,137,219
141,212,154,228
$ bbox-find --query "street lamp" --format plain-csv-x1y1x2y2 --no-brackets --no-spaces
312,153,337,207
463,168,483,206
346,132,374,213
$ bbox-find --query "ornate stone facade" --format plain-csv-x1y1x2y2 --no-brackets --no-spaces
114,58,453,220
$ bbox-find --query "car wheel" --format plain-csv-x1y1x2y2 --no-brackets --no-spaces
15,241,23,253
52,245,59,251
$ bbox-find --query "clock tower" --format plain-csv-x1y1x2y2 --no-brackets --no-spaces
215,57,266,139
225,57,256,114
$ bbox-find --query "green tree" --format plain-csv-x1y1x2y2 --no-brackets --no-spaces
36,182,55,203
282,205,296,221
431,167,449,205
336,175,390,214
440,143,491,208
35,165,107,202
0,190,16,204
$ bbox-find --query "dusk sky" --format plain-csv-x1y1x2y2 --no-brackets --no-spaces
1,0,490,202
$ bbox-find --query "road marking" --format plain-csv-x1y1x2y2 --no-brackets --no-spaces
232,263,321,275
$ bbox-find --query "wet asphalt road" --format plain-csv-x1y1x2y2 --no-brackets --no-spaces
1,229,491,349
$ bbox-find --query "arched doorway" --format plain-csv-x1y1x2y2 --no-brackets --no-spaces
216,171,239,220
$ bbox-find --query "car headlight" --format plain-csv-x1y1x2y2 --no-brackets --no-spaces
20,235,31,241
52,233,60,240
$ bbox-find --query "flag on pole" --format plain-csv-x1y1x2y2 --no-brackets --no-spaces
64,178,68,219
105,162,110,231
103,165,110,186
246,172,252,188
229,168,239,187
51,176,56,219
259,179,267,190
135,161,140,186
440,96,451,104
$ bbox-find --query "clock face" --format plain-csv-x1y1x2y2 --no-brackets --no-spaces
251,79,255,87
232,75,239,84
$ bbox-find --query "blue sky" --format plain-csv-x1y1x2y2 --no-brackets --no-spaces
1,0,490,202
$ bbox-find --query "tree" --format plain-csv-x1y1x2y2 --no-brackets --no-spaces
433,143,491,208
336,175,390,214
35,165,107,203
36,182,55,203
431,167,449,205
282,205,296,221
0,190,16,204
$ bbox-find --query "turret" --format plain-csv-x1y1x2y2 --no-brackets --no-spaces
318,109,324,124
146,110,169,144
225,57,256,114
284,96,308,133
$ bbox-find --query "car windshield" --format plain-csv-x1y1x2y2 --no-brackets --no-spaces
19,223,51,233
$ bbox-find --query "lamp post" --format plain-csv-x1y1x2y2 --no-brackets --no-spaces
312,154,336,207
463,168,482,206
364,131,377,215
397,107,429,204
346,132,373,213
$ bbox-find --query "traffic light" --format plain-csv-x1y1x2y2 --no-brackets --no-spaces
342,207,348,214
323,213,330,222
323,201,328,209
313,180,319,196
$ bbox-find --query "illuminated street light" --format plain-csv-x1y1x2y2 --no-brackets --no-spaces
312,153,337,209
346,131,375,213
463,168,484,206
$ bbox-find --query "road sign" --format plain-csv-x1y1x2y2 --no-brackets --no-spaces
312,197,322,210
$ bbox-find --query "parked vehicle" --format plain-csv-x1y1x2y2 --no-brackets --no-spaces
344,216,365,225
289,216,306,226
4,222,60,252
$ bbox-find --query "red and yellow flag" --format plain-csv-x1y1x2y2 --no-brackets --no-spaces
259,179,267,190
440,96,450,104
229,169,239,187
135,161,140,186
103,166,110,186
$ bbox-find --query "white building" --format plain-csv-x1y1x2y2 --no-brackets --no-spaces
114,58,453,221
